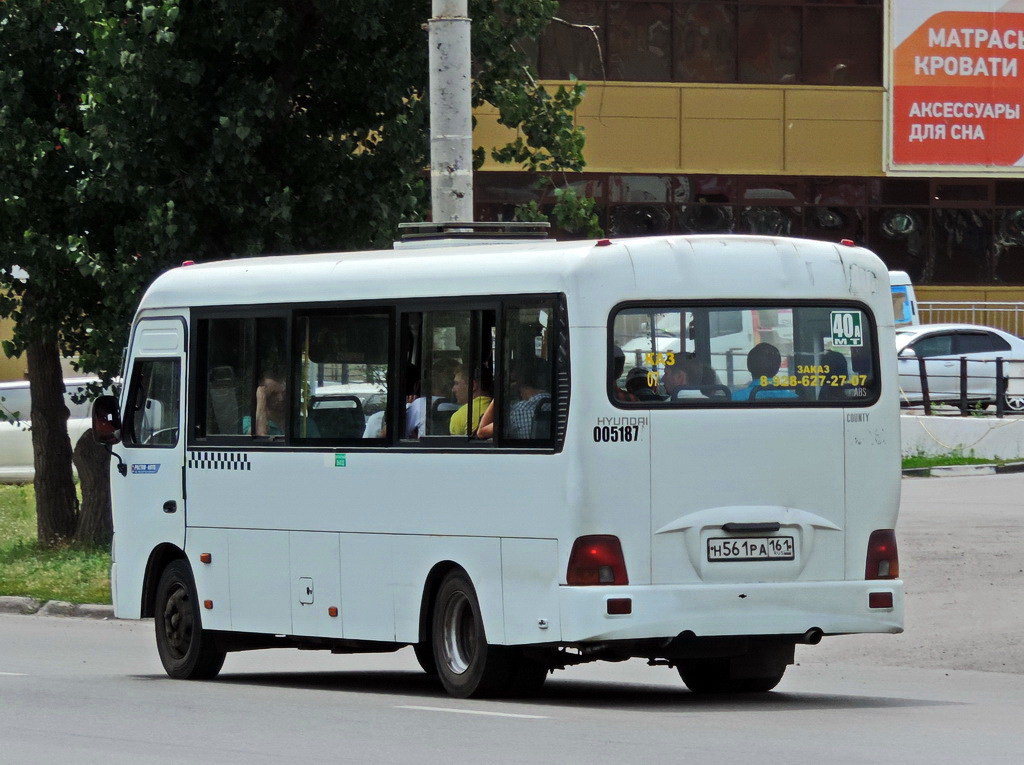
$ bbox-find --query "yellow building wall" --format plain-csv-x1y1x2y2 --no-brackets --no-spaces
474,82,885,177
917,286,1024,303
0,317,28,382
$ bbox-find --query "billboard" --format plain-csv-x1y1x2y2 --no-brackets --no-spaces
887,0,1024,175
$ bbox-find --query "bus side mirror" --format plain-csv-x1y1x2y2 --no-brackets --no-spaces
92,395,122,445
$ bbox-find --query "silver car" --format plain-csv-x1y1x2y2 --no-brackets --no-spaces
895,324,1024,410
0,377,99,483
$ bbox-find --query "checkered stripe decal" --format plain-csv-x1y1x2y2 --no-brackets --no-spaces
187,451,251,471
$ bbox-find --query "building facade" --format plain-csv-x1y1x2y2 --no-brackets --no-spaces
472,0,1024,294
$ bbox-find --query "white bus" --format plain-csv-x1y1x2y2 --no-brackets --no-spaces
889,270,919,328
93,233,903,698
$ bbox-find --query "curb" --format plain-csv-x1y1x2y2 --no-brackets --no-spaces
902,461,1024,478
0,596,114,619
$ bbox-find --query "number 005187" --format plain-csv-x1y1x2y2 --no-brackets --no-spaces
593,425,640,443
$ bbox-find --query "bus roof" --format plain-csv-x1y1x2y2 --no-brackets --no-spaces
136,235,891,323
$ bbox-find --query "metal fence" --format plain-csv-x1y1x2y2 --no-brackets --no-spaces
918,302,1024,337
900,354,1024,417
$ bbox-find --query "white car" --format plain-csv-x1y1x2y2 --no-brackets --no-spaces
0,377,100,483
895,324,1024,410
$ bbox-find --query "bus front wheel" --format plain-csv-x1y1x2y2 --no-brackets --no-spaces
154,560,226,680
431,570,514,698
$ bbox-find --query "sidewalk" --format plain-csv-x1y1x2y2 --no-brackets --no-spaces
0,596,113,619
903,461,1024,478
902,412,1024,460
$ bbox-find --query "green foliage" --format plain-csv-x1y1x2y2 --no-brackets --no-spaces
0,1,102,365
1,2,596,548
901,448,1017,470
513,179,602,238
2,0,597,384
471,2,600,236
0,485,111,604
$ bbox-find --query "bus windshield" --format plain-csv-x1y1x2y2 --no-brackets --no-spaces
613,303,878,405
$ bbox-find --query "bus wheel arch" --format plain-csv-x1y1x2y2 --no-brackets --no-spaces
415,561,462,676
140,543,187,618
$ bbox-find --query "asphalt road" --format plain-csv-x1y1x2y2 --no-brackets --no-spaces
2,474,1023,764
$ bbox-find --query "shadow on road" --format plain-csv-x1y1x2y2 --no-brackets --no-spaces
135,669,961,713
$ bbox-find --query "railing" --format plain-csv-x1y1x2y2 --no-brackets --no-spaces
917,302,1024,337
900,354,1024,417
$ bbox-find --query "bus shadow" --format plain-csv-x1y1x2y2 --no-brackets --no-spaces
144,670,961,713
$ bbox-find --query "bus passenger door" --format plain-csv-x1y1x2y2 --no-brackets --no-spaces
113,317,188,618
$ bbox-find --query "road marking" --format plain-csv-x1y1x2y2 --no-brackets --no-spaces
396,705,549,719
0,672,27,676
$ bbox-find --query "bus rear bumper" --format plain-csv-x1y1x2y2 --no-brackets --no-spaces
556,579,904,644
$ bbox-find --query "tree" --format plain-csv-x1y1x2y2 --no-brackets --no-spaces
1,0,595,547
0,1,103,547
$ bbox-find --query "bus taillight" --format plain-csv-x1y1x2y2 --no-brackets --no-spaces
865,529,900,580
567,535,629,586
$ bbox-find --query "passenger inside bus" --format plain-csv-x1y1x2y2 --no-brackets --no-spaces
662,356,704,399
363,371,420,439
731,342,798,401
244,371,288,436
612,346,638,402
625,367,660,400
818,350,851,401
506,358,552,439
405,358,460,438
449,365,492,435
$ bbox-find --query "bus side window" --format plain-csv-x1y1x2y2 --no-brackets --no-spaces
249,318,289,438
293,312,389,441
501,302,555,443
124,358,180,447
203,319,252,436
402,309,495,441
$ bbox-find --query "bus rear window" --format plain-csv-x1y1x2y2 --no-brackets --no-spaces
612,304,877,405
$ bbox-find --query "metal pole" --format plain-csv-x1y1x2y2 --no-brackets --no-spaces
996,357,1006,418
959,356,968,415
918,355,932,416
429,0,473,224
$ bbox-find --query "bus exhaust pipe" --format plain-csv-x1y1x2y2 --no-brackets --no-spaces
801,628,824,645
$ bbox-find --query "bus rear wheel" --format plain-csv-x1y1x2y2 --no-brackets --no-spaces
431,570,514,698
413,642,438,676
154,560,226,680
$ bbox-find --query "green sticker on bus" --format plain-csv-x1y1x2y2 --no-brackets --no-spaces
335,454,347,467
830,311,863,347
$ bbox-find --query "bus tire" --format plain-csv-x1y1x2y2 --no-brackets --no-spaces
413,642,438,676
154,560,226,680
431,570,513,698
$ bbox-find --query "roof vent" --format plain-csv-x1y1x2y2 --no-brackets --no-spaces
397,221,550,242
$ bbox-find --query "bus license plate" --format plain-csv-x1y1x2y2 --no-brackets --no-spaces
707,536,795,562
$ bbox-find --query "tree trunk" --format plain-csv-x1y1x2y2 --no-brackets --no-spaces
27,337,78,548
73,428,112,547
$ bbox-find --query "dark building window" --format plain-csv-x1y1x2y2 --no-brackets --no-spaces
475,172,1024,286
674,4,737,83
540,0,883,86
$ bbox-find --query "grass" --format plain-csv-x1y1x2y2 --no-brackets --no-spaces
901,453,1019,470
0,484,111,605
